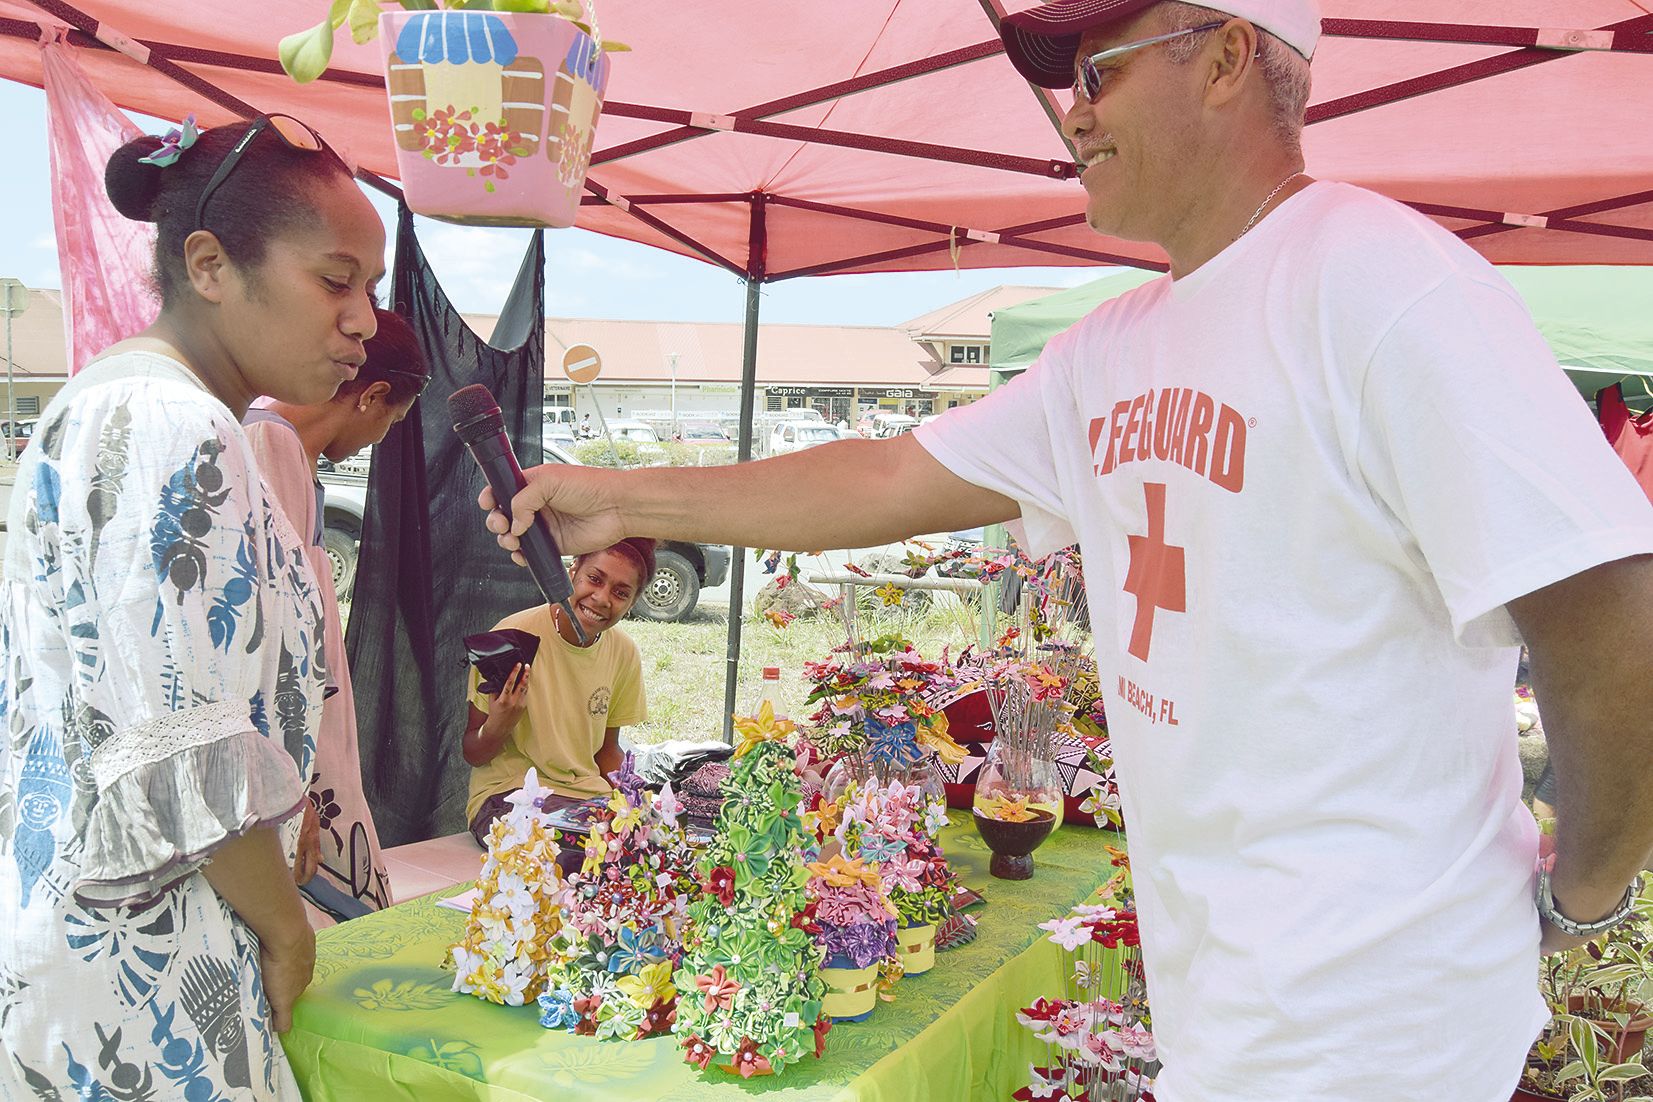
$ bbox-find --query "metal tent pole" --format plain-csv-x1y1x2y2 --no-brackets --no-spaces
721,193,767,744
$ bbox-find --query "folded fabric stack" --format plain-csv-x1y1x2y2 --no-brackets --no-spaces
680,760,729,830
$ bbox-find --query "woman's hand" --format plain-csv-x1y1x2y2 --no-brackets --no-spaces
292,800,321,885
260,925,317,1032
484,663,531,736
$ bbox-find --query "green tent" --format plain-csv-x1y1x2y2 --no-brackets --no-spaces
990,266,1653,410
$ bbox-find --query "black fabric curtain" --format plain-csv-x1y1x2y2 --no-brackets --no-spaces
346,204,547,847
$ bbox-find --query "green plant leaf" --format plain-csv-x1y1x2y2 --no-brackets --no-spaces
279,17,341,82
398,0,438,8
348,0,381,43
1571,1015,1602,1076
1599,1061,1646,1082
493,0,551,11
600,41,631,52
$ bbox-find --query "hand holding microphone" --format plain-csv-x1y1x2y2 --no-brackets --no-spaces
450,384,588,643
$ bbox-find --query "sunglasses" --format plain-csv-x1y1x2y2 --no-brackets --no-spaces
1073,22,1226,103
193,114,341,233
381,367,431,398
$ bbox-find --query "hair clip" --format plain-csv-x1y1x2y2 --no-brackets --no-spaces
138,115,200,168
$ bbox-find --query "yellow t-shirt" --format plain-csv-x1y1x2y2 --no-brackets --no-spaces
465,604,647,821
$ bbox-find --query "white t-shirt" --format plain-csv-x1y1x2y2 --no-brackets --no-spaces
916,181,1653,1102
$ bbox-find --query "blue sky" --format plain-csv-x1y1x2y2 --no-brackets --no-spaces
0,79,1101,326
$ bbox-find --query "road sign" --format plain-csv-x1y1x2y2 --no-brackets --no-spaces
561,344,602,384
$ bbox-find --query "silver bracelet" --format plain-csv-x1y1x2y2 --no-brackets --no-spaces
1536,865,1638,938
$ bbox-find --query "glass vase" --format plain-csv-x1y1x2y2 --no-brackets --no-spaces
971,737,1062,879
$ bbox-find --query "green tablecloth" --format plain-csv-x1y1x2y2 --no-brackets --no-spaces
282,819,1120,1101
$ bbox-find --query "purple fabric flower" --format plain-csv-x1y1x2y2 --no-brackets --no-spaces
138,115,199,167
818,918,897,969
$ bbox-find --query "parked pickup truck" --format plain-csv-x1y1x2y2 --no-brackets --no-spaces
318,442,729,622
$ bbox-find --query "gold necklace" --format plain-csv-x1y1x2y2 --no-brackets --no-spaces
1235,172,1305,242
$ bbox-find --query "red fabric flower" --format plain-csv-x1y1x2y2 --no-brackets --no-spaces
1018,997,1065,1023
813,1014,833,1058
572,994,602,1036
681,1034,715,1070
709,865,737,907
731,1037,773,1079
695,964,739,1013
644,997,678,1037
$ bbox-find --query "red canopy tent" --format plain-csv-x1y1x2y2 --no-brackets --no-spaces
1,0,1649,733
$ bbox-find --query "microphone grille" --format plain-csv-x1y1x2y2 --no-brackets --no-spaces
448,384,500,426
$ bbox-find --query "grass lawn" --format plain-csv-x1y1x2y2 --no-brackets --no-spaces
621,595,990,745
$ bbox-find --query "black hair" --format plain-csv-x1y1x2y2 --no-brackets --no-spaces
336,308,429,407
105,119,353,308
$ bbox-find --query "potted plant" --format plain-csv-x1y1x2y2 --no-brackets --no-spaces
278,1,627,227
1515,867,1653,1102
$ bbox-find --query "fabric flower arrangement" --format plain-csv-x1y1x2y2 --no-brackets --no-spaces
1014,857,1157,1100
674,718,828,1077
535,755,694,1040
451,769,564,1006
806,854,899,971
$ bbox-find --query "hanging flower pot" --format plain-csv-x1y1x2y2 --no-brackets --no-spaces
379,7,611,227
897,922,936,977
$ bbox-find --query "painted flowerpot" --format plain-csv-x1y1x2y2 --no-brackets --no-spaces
898,922,936,976
1510,1084,1565,1102
380,9,610,227
820,955,878,1022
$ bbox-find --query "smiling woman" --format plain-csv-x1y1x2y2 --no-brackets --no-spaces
0,114,387,1100
461,538,657,847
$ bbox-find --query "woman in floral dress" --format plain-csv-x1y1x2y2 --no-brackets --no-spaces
0,115,385,1099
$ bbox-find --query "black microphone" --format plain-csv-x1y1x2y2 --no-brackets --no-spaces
449,384,587,644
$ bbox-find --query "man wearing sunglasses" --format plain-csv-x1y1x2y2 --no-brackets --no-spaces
486,5,1653,1099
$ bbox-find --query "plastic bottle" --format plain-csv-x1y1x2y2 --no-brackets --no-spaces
751,665,785,719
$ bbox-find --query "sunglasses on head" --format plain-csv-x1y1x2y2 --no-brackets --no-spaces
193,114,341,233
1073,21,1226,103
380,367,431,398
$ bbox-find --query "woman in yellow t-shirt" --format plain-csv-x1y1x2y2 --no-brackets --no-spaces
463,538,654,844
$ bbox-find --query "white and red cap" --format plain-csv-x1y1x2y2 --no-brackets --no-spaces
1000,0,1321,89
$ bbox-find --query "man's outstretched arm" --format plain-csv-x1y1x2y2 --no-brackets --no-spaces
481,434,1020,560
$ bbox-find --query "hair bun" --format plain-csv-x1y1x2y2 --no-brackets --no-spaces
105,135,169,222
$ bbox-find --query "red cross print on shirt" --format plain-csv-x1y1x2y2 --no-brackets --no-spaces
1122,482,1186,662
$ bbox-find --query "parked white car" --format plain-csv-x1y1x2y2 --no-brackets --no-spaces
867,412,919,438
769,419,843,455
607,419,662,445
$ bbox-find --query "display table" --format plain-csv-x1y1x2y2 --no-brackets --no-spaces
282,819,1121,1101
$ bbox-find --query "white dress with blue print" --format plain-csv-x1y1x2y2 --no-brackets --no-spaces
0,351,324,1100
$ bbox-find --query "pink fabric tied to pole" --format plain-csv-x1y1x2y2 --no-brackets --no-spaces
41,29,158,375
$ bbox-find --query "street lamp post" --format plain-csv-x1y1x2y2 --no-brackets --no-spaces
0,279,27,462
668,352,679,433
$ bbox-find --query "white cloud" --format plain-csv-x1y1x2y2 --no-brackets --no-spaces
549,245,658,282
411,222,537,314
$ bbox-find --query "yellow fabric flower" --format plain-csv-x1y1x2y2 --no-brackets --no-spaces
732,699,797,759
977,795,1036,822
805,853,882,891
617,961,676,1008
875,582,904,606
915,713,969,766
